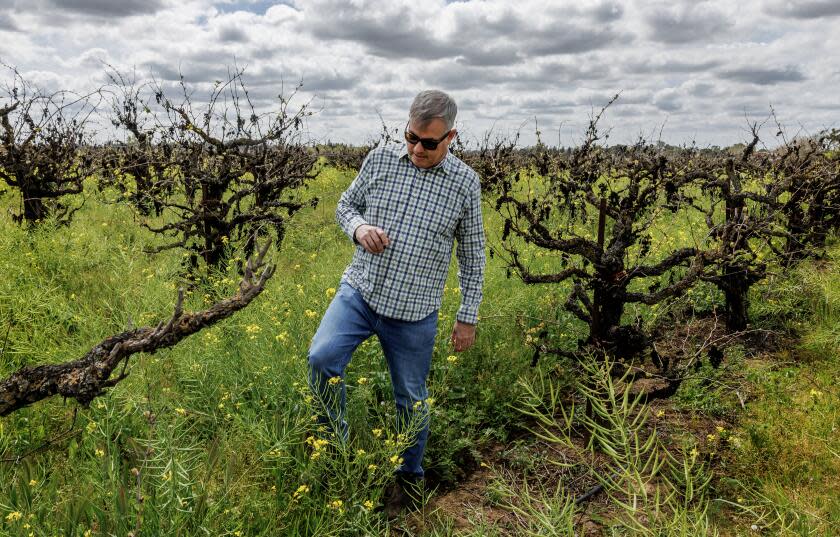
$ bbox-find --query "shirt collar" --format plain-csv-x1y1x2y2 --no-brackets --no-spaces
399,144,453,175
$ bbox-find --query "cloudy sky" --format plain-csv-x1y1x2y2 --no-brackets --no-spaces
1,0,838,147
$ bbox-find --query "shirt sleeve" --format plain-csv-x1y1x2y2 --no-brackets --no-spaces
454,178,486,324
335,150,374,243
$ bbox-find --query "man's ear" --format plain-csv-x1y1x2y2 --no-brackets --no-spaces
449,129,458,141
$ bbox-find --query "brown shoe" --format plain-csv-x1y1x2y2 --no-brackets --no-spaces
383,475,425,519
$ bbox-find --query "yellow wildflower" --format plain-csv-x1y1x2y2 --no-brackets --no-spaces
656,410,665,418
356,449,366,456
5,511,22,522
326,287,336,297
328,376,342,386
28,479,37,487
363,500,374,510
95,448,105,458
305,309,318,318
390,455,404,466
175,408,187,416
357,377,369,385
446,355,458,364
372,428,383,438
245,324,262,334
86,421,97,434
275,331,289,343
367,464,377,471
293,484,310,499
810,388,824,398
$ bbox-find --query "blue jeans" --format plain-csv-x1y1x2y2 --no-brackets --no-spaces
307,282,437,479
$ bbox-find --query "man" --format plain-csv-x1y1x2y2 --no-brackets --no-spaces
307,89,485,513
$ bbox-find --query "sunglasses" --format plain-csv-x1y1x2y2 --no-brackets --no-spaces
404,123,452,150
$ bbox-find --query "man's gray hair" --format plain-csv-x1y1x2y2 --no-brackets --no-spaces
409,90,457,131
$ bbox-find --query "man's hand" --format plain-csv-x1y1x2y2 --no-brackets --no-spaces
354,224,391,254
450,320,476,352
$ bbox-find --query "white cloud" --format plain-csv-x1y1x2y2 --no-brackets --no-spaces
0,0,837,147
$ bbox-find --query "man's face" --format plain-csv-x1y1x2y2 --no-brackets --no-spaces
405,118,456,169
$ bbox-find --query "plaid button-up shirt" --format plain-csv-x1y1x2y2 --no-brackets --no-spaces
336,142,485,324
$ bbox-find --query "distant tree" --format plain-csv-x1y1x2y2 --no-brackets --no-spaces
102,68,173,217
451,130,520,191
490,100,708,361
768,128,840,263
108,69,319,268
690,125,840,331
0,66,97,224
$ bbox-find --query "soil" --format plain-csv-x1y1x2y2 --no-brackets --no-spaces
390,317,786,535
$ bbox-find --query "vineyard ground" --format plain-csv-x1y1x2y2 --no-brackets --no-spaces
0,166,837,536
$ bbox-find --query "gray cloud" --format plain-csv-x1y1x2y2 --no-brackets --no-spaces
219,26,249,43
588,1,624,22
718,65,806,85
523,25,628,56
1,0,837,148
764,0,840,19
16,0,166,18
646,3,733,44
455,45,521,67
301,4,452,61
629,58,723,75
298,0,626,67
0,13,20,31
653,90,682,112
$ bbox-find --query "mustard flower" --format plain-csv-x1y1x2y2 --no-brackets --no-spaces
328,499,345,514
293,484,310,500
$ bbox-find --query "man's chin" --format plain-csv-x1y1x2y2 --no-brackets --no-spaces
411,155,432,168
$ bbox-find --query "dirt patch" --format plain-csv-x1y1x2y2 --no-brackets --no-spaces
395,319,789,535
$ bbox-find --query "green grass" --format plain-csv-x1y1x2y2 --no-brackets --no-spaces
713,245,840,536
0,168,837,536
0,168,546,535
